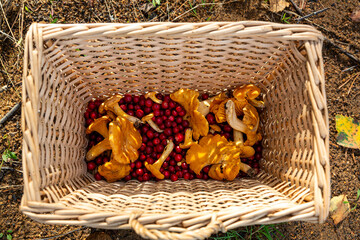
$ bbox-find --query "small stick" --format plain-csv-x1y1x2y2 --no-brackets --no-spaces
325,38,360,65
37,227,86,240
0,102,21,126
289,0,303,16
347,73,358,95
338,73,356,89
0,184,22,189
240,162,256,177
296,8,330,21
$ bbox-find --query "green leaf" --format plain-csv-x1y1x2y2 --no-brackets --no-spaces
343,201,349,204
6,230,12,234
7,234,12,240
357,189,360,200
51,18,58,23
335,115,360,149
0,233,3,237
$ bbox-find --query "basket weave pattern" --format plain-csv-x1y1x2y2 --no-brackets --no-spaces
21,22,329,239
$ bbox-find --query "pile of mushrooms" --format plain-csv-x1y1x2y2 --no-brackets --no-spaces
170,84,264,180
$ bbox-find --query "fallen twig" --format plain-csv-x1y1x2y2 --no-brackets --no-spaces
325,38,360,65
296,8,330,22
37,227,86,240
0,184,22,189
347,73,359,95
0,167,23,173
289,0,302,16
0,102,21,126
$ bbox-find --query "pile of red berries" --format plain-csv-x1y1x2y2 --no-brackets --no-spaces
84,93,262,182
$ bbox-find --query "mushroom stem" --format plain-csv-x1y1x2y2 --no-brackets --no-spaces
240,162,256,177
86,139,111,161
249,98,265,108
142,113,163,133
197,93,226,116
179,128,198,149
99,95,142,128
233,130,244,146
145,140,174,179
145,92,162,104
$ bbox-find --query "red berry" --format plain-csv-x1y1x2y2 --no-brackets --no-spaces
171,110,178,117
154,109,161,116
175,146,182,153
164,109,171,116
103,156,109,163
143,173,150,181
151,152,157,158
203,166,210,173
131,171,137,177
255,153,262,161
248,156,255,161
139,99,145,106
175,154,182,162
189,174,195,180
171,122,177,127
124,175,132,181
95,157,103,165
145,99,153,107
136,168,144,176
87,162,96,171
168,101,176,109
119,98,125,104
133,95,140,103
173,127,180,134
144,107,152,114
127,110,134,116
202,93,209,100
140,154,146,161
135,161,143,169
223,125,232,132
146,158,155,164
181,162,188,169
170,174,178,181
202,174,209,180
164,95,171,102
140,143,146,152
89,141,96,147
175,106,182,112
156,144,164,153
153,138,161,145
95,99,102,107
142,135,149,143
175,133,184,143
124,94,132,103
183,172,190,180
155,117,162,125
161,101,169,109
161,139,167,146
95,136,103,142
168,136,175,142
136,109,144,118
145,146,152,154
88,101,96,110
137,176,143,182
182,120,190,128
176,171,183,178
206,114,216,124
130,162,136,168
168,160,175,167
164,128,172,136
178,110,186,117
168,166,175,173
163,161,169,168
168,116,175,122
196,173,203,179
147,130,155,139
128,104,134,110
84,111,90,119
162,170,170,179
152,103,161,111
156,93,163,100
256,145,262,152
94,172,102,181
90,112,97,119
176,117,182,124
224,132,231,140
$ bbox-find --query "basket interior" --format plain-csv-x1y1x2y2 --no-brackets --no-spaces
35,33,315,214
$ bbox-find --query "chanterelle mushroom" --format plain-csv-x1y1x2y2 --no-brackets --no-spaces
142,113,163,133
226,100,262,146
197,92,227,116
98,160,131,183
170,89,208,140
233,84,264,108
145,92,162,104
99,95,142,127
145,140,174,179
86,116,112,161
179,128,198,149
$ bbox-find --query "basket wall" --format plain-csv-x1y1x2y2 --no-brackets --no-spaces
21,22,329,239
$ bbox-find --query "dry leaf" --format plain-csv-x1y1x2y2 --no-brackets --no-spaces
335,115,360,149
270,0,290,13
329,195,350,225
351,9,360,22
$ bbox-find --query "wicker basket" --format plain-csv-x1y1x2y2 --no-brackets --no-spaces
21,22,329,239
